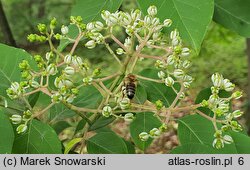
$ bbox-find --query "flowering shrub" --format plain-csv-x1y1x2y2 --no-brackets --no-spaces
0,5,248,154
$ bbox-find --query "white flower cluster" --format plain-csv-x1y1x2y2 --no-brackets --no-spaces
10,110,32,134
200,73,243,149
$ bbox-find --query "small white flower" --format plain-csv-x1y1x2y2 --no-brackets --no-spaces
211,73,224,88
151,18,160,27
223,79,235,92
72,56,83,67
181,47,190,57
124,113,134,122
173,69,184,78
116,48,125,55
147,5,157,16
46,64,57,75
232,110,243,118
167,55,175,65
16,124,28,134
212,138,224,149
144,15,151,26
165,77,174,87
182,60,191,68
10,115,22,124
170,29,179,39
94,21,104,31
172,37,180,46
124,37,132,49
64,54,72,64
223,135,233,144
82,77,93,85
61,25,69,35
86,22,95,31
231,91,242,99
102,105,112,117
163,19,172,27
64,66,75,75
31,80,40,88
158,71,165,79
152,32,161,40
131,9,141,20
139,132,149,141
149,128,161,138
119,98,130,110
65,95,76,103
101,10,110,21
85,40,96,49
46,52,52,61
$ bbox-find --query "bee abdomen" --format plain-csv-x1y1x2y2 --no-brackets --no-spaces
126,83,136,99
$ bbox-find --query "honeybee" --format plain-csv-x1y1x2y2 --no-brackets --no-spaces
124,74,137,99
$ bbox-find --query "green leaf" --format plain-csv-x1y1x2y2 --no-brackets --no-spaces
122,139,135,154
214,0,250,37
28,92,40,108
12,119,62,153
52,121,71,134
139,69,177,107
89,116,115,131
0,112,14,153
134,84,147,104
71,0,123,23
137,0,214,52
170,143,220,154
75,118,87,134
230,131,250,154
87,132,128,153
64,138,82,154
130,112,161,151
0,44,36,97
177,114,237,153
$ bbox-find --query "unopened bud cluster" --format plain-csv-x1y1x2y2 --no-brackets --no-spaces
10,110,32,134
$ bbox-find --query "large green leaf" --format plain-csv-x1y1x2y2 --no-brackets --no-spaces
130,112,161,151
12,119,62,153
137,0,214,52
139,69,177,107
134,84,147,104
87,132,128,153
214,0,250,37
0,112,14,153
71,0,123,23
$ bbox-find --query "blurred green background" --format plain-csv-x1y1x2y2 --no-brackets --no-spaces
0,0,248,116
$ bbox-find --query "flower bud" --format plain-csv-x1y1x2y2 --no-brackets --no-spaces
165,77,174,87
223,79,235,92
147,5,157,16
223,135,233,144
151,18,160,27
19,60,30,70
149,128,161,138
167,55,175,65
155,100,163,110
64,66,75,75
10,115,22,124
46,64,57,75
37,23,46,34
139,132,149,141
116,48,125,55
182,60,191,68
50,17,57,30
170,29,179,39
131,9,141,20
201,100,208,107
94,21,104,31
101,10,110,21
51,93,62,103
54,33,61,40
230,120,242,132
61,25,69,35
159,123,167,132
157,71,165,79
64,54,72,64
213,138,224,149
119,98,130,110
23,110,32,120
211,73,223,88
102,105,112,117
231,91,242,99
82,77,93,85
124,113,134,122
163,19,172,27
173,69,184,78
232,110,243,118
72,56,83,67
86,22,95,31
181,47,190,57
144,16,151,26
152,32,161,40
85,40,96,49
17,124,28,134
